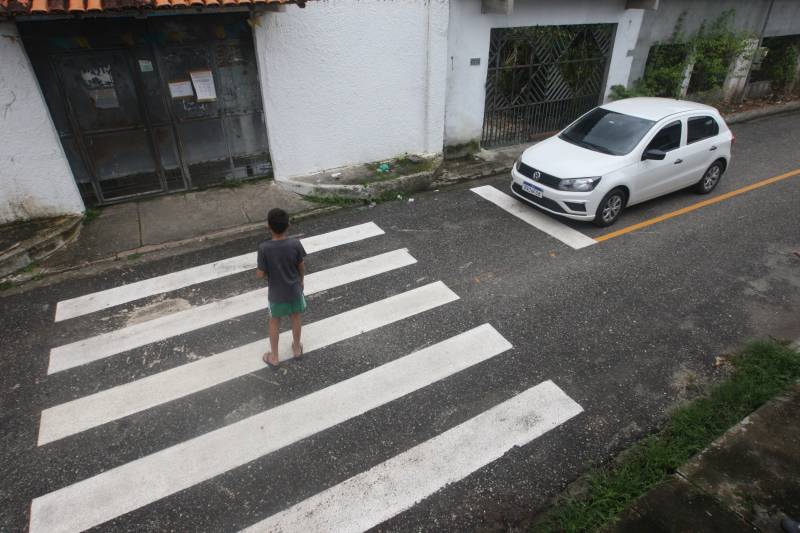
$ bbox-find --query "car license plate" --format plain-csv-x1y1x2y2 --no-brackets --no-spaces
522,181,543,198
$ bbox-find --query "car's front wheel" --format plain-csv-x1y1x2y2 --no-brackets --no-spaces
694,160,724,194
593,188,626,227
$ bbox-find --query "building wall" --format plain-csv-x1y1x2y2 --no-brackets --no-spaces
627,0,800,87
253,0,449,180
0,22,84,223
0,22,84,224
764,0,800,38
444,0,643,148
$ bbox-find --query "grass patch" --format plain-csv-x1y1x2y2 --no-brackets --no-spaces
20,262,38,273
83,208,101,225
540,339,800,533
126,253,143,261
0,280,13,291
301,195,362,207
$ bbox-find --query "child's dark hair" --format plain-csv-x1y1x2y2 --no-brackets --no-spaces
267,208,289,234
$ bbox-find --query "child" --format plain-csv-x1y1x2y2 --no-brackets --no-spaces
256,208,307,368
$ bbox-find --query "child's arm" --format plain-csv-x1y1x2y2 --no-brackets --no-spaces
256,269,266,280
297,261,305,289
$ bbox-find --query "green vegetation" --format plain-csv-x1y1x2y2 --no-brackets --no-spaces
445,140,480,158
760,39,800,91
539,339,800,532
611,10,752,100
0,280,13,291
125,253,143,261
20,262,38,274
363,154,436,184
301,194,362,207
689,11,751,94
83,208,101,225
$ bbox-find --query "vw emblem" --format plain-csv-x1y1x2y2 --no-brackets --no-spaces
533,171,541,180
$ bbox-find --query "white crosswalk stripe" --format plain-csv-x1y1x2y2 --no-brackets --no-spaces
471,185,597,249
54,222,385,322
241,380,583,533
30,324,513,533
38,281,458,446
47,248,417,375
33,220,584,533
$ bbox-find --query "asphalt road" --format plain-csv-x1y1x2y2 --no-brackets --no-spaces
1,111,799,532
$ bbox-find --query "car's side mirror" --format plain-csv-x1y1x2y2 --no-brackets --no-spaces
642,148,666,161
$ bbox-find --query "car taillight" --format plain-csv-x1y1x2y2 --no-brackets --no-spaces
731,133,736,145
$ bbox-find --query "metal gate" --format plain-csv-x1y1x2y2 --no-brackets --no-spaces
482,24,615,147
20,14,271,206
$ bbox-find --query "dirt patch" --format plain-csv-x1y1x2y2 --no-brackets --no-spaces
125,297,192,326
718,94,800,116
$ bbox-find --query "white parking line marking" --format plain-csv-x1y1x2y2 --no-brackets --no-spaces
30,324,510,533
471,185,596,249
37,282,458,446
241,380,582,533
47,249,417,375
54,222,385,322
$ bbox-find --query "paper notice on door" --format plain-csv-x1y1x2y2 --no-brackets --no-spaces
168,80,194,99
190,70,217,102
90,87,119,109
138,59,154,73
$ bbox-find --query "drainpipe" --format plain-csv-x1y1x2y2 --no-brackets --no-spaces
423,0,432,153
739,0,775,102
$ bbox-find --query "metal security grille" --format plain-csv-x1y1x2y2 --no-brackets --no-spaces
482,24,615,148
20,14,271,206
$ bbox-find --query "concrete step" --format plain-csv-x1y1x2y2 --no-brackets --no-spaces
0,216,82,278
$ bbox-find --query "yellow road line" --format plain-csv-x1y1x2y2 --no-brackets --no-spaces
595,168,800,242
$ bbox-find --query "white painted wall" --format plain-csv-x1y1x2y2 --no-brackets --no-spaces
0,22,84,224
444,0,644,147
253,0,449,180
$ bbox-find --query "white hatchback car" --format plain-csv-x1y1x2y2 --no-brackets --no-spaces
510,97,734,226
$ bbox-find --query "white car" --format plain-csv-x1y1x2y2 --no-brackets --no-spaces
510,97,734,226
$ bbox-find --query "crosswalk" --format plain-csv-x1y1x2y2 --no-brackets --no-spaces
31,220,584,532
471,185,597,249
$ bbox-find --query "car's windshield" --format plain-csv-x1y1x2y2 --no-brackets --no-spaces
559,108,655,156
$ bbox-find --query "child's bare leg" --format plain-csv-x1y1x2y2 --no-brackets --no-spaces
290,312,302,356
267,317,281,364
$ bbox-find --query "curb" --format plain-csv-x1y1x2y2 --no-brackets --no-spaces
278,157,444,201
723,100,800,124
432,162,513,189
0,216,82,278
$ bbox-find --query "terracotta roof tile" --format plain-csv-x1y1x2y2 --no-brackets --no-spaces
1,0,302,16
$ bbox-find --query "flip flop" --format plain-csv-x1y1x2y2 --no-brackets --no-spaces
292,343,304,361
263,352,279,371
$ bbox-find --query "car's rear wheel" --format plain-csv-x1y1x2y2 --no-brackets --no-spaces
593,188,626,227
694,160,724,194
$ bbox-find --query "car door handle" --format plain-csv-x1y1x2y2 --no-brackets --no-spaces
674,159,683,164
710,146,718,151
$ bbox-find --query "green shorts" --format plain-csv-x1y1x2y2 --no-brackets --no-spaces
268,295,307,318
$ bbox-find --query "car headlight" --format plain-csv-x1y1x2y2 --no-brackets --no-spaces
558,177,601,192
514,156,522,170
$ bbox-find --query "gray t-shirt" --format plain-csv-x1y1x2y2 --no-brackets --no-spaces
257,238,307,303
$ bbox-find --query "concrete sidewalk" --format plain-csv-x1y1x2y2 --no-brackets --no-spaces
37,180,316,271
609,382,800,533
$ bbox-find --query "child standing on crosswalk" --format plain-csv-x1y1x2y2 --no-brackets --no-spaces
256,208,307,369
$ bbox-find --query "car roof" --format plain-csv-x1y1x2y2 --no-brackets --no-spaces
600,97,718,122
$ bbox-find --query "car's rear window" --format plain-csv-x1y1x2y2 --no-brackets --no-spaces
559,108,655,156
687,115,720,144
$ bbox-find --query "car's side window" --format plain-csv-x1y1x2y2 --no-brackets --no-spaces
645,120,682,153
687,116,720,144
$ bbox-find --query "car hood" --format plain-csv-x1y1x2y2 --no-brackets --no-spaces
520,136,627,178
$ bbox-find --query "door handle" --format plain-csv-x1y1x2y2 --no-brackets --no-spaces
674,159,683,164
710,146,718,151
